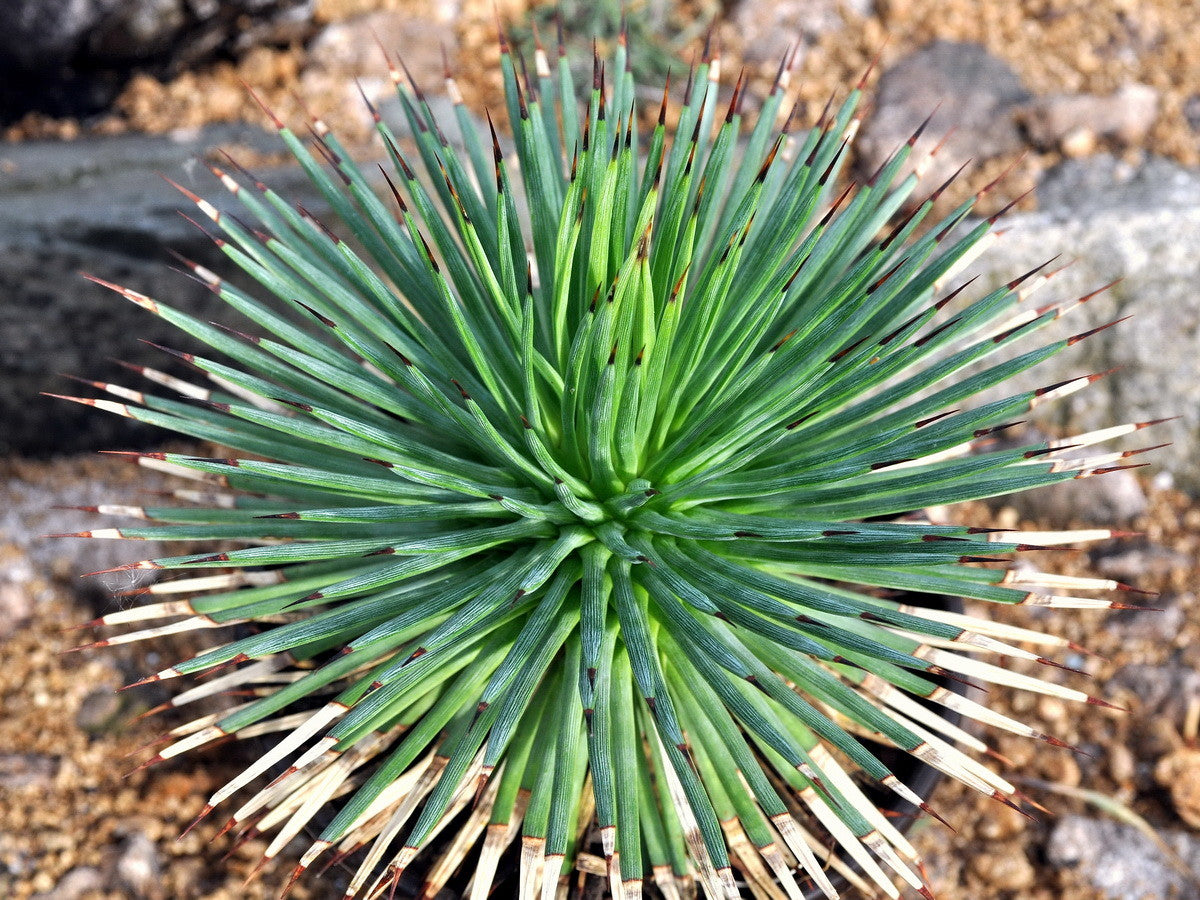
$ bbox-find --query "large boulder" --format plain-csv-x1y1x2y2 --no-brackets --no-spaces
961,154,1200,493
0,123,327,455
0,0,316,122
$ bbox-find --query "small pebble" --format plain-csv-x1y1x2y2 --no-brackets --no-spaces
970,849,1037,891
115,832,162,899
35,865,103,899
1108,743,1136,785
74,689,121,733
1040,751,1082,788
1037,696,1069,727
1154,747,1200,828
976,802,1029,841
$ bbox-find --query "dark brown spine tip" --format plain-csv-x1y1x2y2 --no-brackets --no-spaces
1006,256,1061,291
768,333,796,355
934,275,980,311
404,647,428,665
293,301,337,328
596,63,607,119
450,379,471,400
1067,316,1132,346
210,321,260,343
725,69,745,124
378,165,408,216
908,104,940,146
756,137,783,183
990,318,1034,344
974,420,1023,438
818,139,849,186
495,12,509,54
987,186,1035,225
1085,694,1127,711
140,339,194,362
1036,657,1089,676
866,258,907,294
365,547,396,556
363,457,395,468
856,40,887,92
275,397,314,412
354,79,381,122
915,408,958,429
919,802,956,832
772,44,793,93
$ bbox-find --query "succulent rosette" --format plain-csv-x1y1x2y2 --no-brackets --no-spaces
56,23,1158,900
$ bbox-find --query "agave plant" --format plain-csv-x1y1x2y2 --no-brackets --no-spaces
56,24,1158,900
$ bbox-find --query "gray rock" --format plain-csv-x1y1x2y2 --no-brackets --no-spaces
730,0,873,73
1185,95,1200,133
88,0,189,61
34,866,105,900
0,582,34,640
2,454,172,593
857,41,1031,189
75,688,123,733
0,0,316,69
1108,594,1187,643
959,154,1200,492
0,1,317,121
1006,460,1148,527
0,0,119,69
1108,663,1200,721
1047,815,1200,899
0,753,57,790
1018,83,1159,154
306,8,459,80
0,123,330,455
114,831,162,899
1095,545,1193,583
